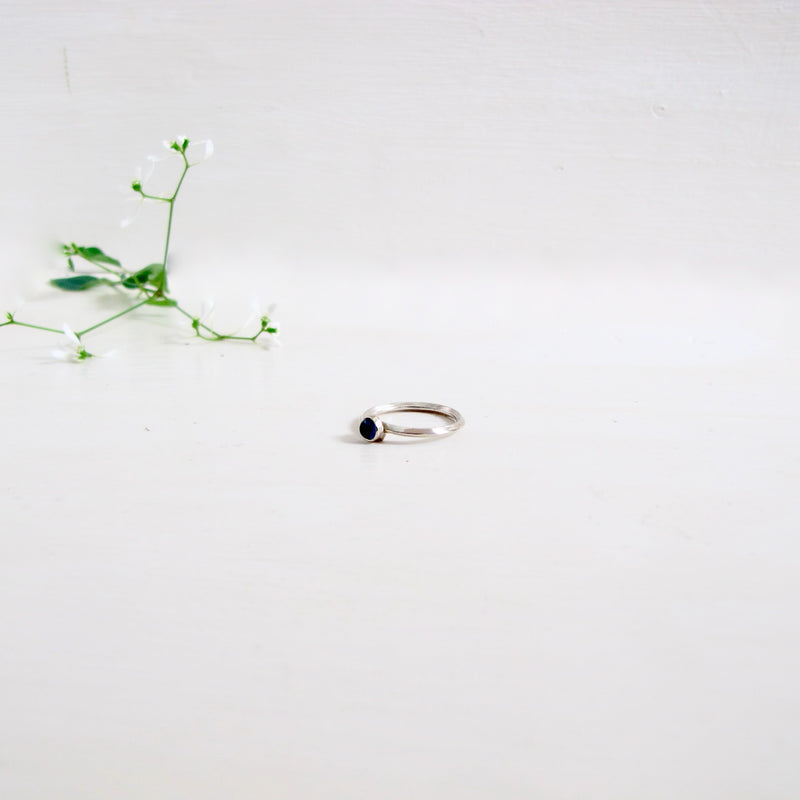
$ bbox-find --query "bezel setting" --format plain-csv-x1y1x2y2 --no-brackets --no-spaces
359,416,385,442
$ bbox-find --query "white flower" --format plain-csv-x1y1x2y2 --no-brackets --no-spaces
121,139,213,226
162,137,213,165
186,298,218,339
51,323,92,361
51,324,116,361
163,136,187,152
120,155,159,228
186,139,214,165
253,300,280,347
231,299,281,345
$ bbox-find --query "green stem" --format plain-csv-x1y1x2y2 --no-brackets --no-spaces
79,261,122,277
139,192,171,202
0,142,271,352
160,202,174,293
173,303,222,338
171,303,269,342
6,320,64,334
159,153,191,295
77,298,151,337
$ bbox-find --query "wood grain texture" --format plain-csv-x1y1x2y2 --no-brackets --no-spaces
0,0,798,286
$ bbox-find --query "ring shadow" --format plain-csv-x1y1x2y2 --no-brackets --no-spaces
336,425,458,446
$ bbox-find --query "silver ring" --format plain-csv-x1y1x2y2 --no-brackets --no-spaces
358,402,465,442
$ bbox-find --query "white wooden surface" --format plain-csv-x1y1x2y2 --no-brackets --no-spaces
2,0,799,283
1,2,799,798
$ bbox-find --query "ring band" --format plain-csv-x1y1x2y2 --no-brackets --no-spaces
359,402,465,442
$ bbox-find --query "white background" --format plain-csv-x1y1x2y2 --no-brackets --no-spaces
1,2,800,798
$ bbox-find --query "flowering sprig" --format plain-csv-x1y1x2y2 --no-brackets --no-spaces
0,138,278,358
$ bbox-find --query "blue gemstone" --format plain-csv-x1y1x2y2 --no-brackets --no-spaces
359,417,378,440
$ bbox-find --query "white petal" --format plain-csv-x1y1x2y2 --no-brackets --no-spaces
237,297,261,331
257,332,281,349
132,156,158,186
200,298,215,320
62,323,79,344
142,155,158,182
186,139,214,166
120,195,143,228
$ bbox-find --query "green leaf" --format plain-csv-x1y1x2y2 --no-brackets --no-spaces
145,296,177,307
122,263,164,289
50,275,105,291
74,245,121,268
